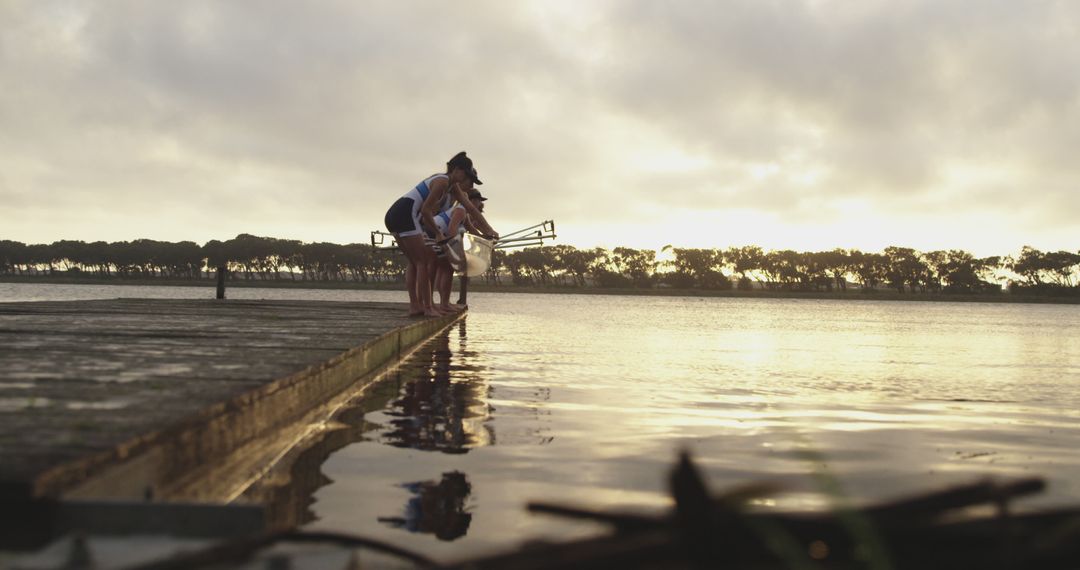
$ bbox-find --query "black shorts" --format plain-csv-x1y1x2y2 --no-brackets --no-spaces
384,197,422,236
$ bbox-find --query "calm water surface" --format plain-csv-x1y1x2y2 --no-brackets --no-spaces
4,283,1080,563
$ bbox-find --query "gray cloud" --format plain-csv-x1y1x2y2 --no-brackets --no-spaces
1,0,1077,253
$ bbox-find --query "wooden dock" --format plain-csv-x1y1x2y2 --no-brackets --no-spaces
0,298,462,505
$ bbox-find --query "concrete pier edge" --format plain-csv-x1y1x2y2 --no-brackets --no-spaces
28,310,466,501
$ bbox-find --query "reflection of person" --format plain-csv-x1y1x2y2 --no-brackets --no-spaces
382,331,491,452
383,152,495,317
378,471,473,541
430,189,494,312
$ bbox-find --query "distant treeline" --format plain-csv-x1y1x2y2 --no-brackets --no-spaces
2,235,1079,296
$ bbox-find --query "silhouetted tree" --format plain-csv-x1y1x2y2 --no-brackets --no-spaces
883,246,927,293
663,247,728,289
611,247,657,288
0,240,28,275
550,245,597,286
8,236,1077,299
724,245,765,284
818,248,852,291
848,250,887,291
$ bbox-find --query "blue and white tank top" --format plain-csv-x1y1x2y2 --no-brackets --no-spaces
434,204,466,235
403,173,453,212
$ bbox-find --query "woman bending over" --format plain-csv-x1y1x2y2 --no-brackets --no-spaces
384,152,496,316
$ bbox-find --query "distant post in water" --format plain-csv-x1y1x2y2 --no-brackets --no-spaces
216,265,226,300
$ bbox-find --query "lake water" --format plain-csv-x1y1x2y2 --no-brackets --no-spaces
4,282,1080,564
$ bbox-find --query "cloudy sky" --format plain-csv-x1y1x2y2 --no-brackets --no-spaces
2,0,1078,256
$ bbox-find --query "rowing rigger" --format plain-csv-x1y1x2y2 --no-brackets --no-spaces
369,220,556,251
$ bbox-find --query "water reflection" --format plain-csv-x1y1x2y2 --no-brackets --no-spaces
377,471,473,541
273,294,1080,561
381,322,493,453
257,320,492,532
256,394,396,529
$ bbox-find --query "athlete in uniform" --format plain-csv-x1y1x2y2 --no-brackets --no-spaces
384,152,497,317
430,189,493,312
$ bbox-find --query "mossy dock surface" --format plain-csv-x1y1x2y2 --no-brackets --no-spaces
0,298,461,502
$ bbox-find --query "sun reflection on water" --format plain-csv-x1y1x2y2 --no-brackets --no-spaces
295,294,1080,562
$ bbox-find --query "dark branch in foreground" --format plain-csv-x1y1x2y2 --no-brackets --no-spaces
120,453,1080,569
437,452,1080,570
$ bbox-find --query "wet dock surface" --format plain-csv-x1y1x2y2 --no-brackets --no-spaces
0,298,459,501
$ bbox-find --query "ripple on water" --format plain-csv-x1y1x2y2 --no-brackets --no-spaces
309,295,1080,562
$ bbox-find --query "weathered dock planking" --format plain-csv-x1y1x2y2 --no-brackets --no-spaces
0,298,463,504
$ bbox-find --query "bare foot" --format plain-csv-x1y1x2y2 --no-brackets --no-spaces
439,304,465,313
408,311,426,318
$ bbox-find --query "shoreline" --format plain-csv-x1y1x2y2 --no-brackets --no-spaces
3,275,1078,305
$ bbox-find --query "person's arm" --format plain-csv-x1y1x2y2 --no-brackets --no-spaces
421,179,449,241
463,215,481,236
466,212,494,241
448,184,499,239
447,208,467,238
467,212,497,240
